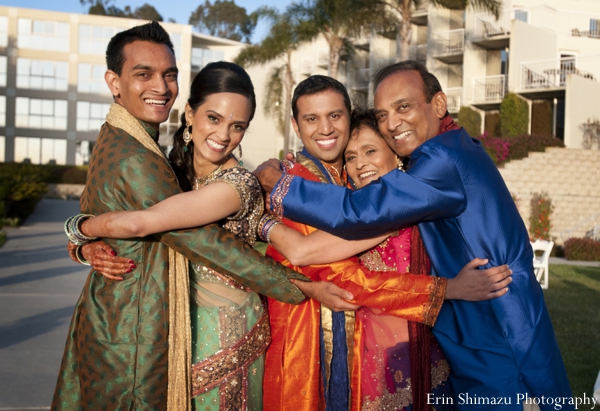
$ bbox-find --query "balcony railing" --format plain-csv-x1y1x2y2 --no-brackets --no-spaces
520,55,600,90
474,10,511,39
473,75,506,102
445,88,462,113
433,29,464,56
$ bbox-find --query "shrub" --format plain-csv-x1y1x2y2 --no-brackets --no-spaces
0,230,5,249
0,163,49,222
563,237,600,261
529,192,553,241
457,106,481,137
477,132,510,165
505,133,564,162
500,92,529,137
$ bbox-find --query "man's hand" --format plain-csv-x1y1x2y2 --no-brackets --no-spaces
67,241,135,281
253,159,284,196
291,279,360,312
445,258,512,301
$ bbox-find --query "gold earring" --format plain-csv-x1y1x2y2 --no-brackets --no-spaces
183,125,192,152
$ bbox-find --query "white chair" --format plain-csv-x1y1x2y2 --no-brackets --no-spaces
530,240,554,289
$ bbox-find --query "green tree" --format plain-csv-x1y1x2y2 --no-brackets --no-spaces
386,0,501,61
189,0,260,43
235,9,313,153
288,0,392,79
82,0,163,21
500,92,529,137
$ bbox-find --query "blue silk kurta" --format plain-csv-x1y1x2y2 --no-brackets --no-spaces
273,128,573,411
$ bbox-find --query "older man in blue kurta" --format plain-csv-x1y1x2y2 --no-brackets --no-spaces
255,61,573,411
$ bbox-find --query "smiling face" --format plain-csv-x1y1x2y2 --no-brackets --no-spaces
185,92,251,176
291,90,350,171
344,126,398,188
374,70,446,157
105,40,178,129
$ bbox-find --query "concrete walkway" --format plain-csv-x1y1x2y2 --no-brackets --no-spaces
0,199,86,411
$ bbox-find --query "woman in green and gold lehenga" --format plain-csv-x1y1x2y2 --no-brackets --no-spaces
70,61,273,410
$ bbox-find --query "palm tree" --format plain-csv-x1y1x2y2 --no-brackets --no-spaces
234,10,314,154
288,0,393,79
389,0,501,61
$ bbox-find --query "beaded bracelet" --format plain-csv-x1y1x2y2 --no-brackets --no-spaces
258,214,282,244
75,245,91,266
64,213,98,246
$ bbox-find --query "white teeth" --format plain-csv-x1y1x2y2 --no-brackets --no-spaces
316,138,336,146
359,171,378,178
207,139,226,150
393,130,411,140
145,99,167,105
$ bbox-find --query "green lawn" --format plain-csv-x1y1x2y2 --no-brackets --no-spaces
545,264,600,409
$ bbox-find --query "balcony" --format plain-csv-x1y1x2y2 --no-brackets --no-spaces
301,59,313,75
409,44,427,65
445,87,462,114
412,1,428,26
472,10,511,49
472,75,506,109
519,55,600,99
432,29,464,64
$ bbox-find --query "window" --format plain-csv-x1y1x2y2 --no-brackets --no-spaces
78,63,108,94
0,136,5,162
15,136,67,165
16,58,68,91
191,48,224,72
0,17,7,48
0,96,6,127
0,56,6,87
18,19,69,52
514,9,528,23
75,140,94,165
15,97,68,130
591,19,600,33
79,24,120,55
77,101,110,131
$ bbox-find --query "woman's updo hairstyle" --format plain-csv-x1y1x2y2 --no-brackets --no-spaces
169,61,256,191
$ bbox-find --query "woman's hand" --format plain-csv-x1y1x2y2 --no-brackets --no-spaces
291,279,361,312
445,258,512,301
67,241,135,281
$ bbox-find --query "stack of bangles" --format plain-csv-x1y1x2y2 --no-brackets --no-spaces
64,213,98,265
258,214,282,244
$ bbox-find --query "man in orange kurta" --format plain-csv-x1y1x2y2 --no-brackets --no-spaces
262,76,446,411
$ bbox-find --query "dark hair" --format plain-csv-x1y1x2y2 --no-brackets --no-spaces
291,75,351,121
169,61,256,191
350,107,379,136
373,60,443,103
106,21,174,76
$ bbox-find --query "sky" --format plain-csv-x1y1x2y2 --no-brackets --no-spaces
1,0,295,43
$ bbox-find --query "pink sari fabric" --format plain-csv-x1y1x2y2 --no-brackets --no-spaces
358,227,450,411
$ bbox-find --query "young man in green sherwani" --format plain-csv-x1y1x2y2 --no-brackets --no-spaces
52,22,307,411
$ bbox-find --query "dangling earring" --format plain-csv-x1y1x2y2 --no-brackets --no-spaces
237,145,243,166
397,157,404,171
183,125,192,152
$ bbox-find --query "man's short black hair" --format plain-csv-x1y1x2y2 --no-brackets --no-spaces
373,60,443,103
106,21,174,76
291,75,351,121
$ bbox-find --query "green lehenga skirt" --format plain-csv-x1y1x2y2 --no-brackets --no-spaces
189,263,269,411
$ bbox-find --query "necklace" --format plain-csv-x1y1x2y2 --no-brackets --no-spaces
193,162,225,190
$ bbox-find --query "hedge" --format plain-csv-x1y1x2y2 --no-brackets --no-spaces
564,238,600,261
458,106,481,138
500,92,529,137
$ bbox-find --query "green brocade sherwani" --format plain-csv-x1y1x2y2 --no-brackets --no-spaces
52,118,306,411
